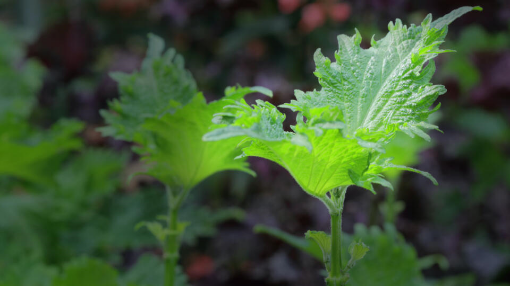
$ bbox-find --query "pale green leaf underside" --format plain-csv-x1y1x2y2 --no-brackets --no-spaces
242,130,369,196
139,86,270,190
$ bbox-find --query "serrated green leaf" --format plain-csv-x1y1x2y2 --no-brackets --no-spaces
205,7,478,195
99,34,198,141
347,239,369,265
101,35,270,190
245,131,369,197
305,230,332,267
306,6,479,139
138,88,267,189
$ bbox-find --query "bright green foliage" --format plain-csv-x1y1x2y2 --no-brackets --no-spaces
100,35,272,286
99,34,198,141
52,257,118,286
205,7,481,196
100,35,271,190
137,87,270,189
205,107,371,195
306,230,332,267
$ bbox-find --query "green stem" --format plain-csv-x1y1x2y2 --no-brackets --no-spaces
326,187,348,286
164,185,190,286
331,212,342,273
165,205,179,286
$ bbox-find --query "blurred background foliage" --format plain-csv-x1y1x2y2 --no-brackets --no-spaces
0,0,509,285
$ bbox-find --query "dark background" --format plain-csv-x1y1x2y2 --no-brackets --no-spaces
0,0,509,285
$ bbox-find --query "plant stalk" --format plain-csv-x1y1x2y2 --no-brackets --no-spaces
164,186,186,286
326,187,348,286
165,206,179,286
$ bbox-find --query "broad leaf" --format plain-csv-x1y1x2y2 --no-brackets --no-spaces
293,6,482,140
138,86,271,189
205,7,480,196
100,34,272,190
240,129,370,196
205,100,371,196
99,34,198,141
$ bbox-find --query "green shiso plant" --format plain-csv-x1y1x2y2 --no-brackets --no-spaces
204,6,482,286
99,35,271,286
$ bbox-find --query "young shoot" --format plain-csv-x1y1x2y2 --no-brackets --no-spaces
204,6,482,286
100,35,271,286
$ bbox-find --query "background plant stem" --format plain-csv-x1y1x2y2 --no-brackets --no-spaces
165,186,185,286
165,206,179,286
